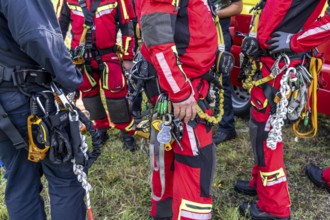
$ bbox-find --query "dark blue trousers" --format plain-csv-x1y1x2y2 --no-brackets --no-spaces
0,91,86,220
218,29,235,132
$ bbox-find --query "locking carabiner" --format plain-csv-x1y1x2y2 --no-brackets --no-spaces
270,54,290,78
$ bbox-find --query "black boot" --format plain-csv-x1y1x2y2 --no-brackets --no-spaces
98,128,109,145
212,129,237,145
132,110,142,125
234,180,257,196
121,131,137,152
306,164,330,193
239,202,290,220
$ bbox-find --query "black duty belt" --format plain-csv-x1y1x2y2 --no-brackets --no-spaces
0,64,51,87
97,46,118,56
261,50,307,61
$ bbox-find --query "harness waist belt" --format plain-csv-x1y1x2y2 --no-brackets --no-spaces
0,64,51,86
97,46,118,56
261,50,307,61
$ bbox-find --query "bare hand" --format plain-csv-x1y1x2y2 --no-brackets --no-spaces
173,95,196,123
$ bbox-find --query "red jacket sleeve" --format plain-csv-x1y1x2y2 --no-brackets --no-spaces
290,10,330,52
140,3,193,103
257,1,292,49
118,0,136,60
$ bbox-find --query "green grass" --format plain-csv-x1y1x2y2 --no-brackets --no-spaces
1,115,330,220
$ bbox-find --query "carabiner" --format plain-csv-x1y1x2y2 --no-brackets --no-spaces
270,54,290,78
163,113,172,126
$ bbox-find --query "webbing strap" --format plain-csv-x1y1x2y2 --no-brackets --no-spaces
149,113,166,202
78,0,101,26
77,0,101,46
0,102,27,149
0,64,14,82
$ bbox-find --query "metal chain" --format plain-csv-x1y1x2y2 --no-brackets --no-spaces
72,128,93,211
266,67,296,150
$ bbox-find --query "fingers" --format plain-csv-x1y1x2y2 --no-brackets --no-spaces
173,98,197,123
266,39,277,45
270,31,281,38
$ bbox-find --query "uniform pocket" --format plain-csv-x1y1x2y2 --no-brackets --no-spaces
250,86,268,112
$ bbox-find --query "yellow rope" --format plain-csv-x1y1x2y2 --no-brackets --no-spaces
196,76,225,124
292,57,322,138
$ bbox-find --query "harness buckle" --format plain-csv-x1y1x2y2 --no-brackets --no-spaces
270,54,290,78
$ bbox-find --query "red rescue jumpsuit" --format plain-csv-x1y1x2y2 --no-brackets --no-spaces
136,1,218,219
58,0,136,132
248,0,327,218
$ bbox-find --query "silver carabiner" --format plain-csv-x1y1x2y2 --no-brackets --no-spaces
270,54,291,78
163,113,172,126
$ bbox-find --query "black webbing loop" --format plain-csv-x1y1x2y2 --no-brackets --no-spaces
0,102,27,149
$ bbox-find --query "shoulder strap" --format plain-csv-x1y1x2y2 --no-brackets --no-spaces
78,0,101,26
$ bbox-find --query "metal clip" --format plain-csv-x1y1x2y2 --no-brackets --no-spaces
270,54,290,78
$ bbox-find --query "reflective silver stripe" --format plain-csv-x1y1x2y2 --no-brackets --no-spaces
96,9,113,18
297,23,330,40
156,52,180,93
71,10,84,17
141,12,175,47
181,210,212,220
187,124,198,156
265,176,287,186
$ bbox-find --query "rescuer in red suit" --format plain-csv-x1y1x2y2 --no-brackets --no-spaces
234,0,328,219
135,1,218,219
266,0,330,198
57,0,137,150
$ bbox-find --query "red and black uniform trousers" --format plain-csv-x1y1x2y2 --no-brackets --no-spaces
78,51,134,133
322,168,330,186
247,56,308,218
144,64,215,220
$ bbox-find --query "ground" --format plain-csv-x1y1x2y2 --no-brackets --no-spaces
1,114,329,220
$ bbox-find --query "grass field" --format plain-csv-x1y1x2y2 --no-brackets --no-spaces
0,1,328,219
1,113,330,220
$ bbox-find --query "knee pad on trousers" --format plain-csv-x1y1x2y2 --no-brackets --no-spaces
106,98,131,124
249,119,267,166
151,197,173,219
175,144,215,197
82,95,107,120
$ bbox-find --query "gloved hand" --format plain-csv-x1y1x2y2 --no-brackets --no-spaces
267,31,293,54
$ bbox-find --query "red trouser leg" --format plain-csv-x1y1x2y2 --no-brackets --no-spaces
249,164,259,188
171,116,214,220
322,167,330,187
150,149,174,219
250,85,291,218
78,71,109,129
101,56,134,133
149,114,214,219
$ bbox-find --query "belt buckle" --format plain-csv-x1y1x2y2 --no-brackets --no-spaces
0,65,5,83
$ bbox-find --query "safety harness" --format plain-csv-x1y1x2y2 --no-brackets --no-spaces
238,0,321,149
71,0,121,80
130,1,234,201
0,64,103,220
